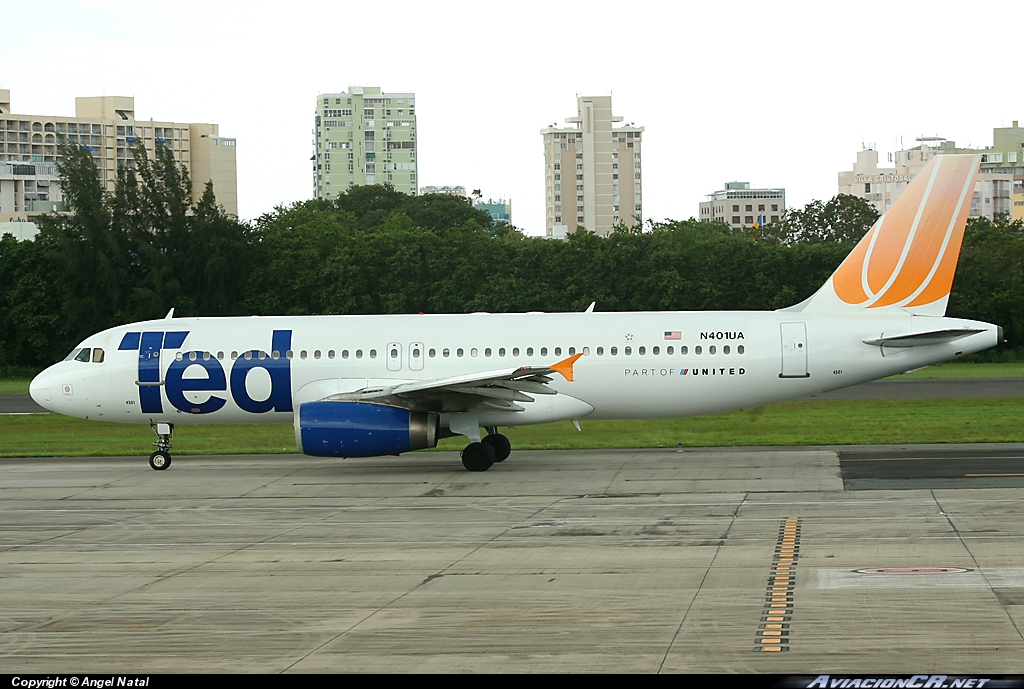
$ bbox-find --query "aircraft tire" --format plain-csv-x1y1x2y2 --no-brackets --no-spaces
482,433,511,462
461,442,495,472
149,451,172,471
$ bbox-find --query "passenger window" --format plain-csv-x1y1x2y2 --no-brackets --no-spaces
625,347,632,355
457,348,464,357
653,346,660,355
498,348,505,357
597,347,604,355
443,348,450,357
568,347,575,355
74,348,91,363
484,348,491,357
681,346,688,355
667,346,674,355
271,350,280,360
555,347,562,356
638,346,646,355
611,347,617,355
390,348,398,358
328,350,335,359
370,349,377,358
204,351,212,361
471,348,479,357
176,352,184,361
428,349,436,357
342,350,349,359
723,345,730,355
512,348,519,356
231,351,238,360
738,345,745,355
582,347,590,355
695,346,702,355
300,350,307,359
413,349,421,358
258,350,267,360
285,350,293,360
92,348,105,363
218,351,225,360
527,347,534,356
541,347,548,356
709,346,716,355
356,350,363,359
189,351,198,361
314,350,321,359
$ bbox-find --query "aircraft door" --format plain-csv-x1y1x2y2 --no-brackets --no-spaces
137,331,166,412
409,343,424,371
386,342,402,371
779,322,809,378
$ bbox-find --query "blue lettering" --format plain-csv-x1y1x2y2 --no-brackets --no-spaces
229,330,293,413
165,355,227,414
138,332,166,413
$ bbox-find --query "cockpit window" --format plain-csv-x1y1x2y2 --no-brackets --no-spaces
73,348,92,363
92,348,105,363
64,348,82,361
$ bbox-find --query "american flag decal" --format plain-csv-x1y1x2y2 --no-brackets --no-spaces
664,331,681,340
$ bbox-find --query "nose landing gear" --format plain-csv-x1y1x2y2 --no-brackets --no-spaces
149,423,173,470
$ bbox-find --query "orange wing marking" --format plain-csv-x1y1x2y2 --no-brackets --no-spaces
549,353,583,382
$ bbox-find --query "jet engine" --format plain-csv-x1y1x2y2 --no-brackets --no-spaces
295,401,439,457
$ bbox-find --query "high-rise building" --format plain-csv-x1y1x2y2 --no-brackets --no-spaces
838,121,1024,222
541,96,643,237
314,86,416,200
0,89,237,223
698,182,786,230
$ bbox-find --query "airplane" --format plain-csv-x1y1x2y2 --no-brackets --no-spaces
29,154,1001,472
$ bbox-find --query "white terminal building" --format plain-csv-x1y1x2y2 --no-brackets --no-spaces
698,182,786,230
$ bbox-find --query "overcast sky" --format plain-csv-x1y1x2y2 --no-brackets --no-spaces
2,0,1020,234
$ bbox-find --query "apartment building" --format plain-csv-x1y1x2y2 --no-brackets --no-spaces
542,96,642,237
419,186,465,196
699,182,786,230
0,89,237,223
314,86,417,199
838,121,1024,222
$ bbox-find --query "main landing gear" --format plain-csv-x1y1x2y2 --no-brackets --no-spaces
460,428,511,472
149,423,173,470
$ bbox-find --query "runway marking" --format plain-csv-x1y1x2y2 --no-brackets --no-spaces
756,516,800,653
290,481,431,485
624,477,761,481
964,473,1024,477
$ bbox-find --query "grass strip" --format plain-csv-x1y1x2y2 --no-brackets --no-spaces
2,397,1023,458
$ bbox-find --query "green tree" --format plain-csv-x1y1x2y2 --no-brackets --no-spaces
764,194,879,245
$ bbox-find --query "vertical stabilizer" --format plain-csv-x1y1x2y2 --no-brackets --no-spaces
790,154,980,316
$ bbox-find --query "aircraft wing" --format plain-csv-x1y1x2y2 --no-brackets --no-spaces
322,353,583,411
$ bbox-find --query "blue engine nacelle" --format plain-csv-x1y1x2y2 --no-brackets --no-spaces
295,401,439,457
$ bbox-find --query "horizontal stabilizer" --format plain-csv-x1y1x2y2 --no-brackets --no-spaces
862,328,985,348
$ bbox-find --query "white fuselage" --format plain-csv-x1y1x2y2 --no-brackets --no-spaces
30,310,999,430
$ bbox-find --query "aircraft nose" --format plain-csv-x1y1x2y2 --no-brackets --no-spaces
29,372,52,411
